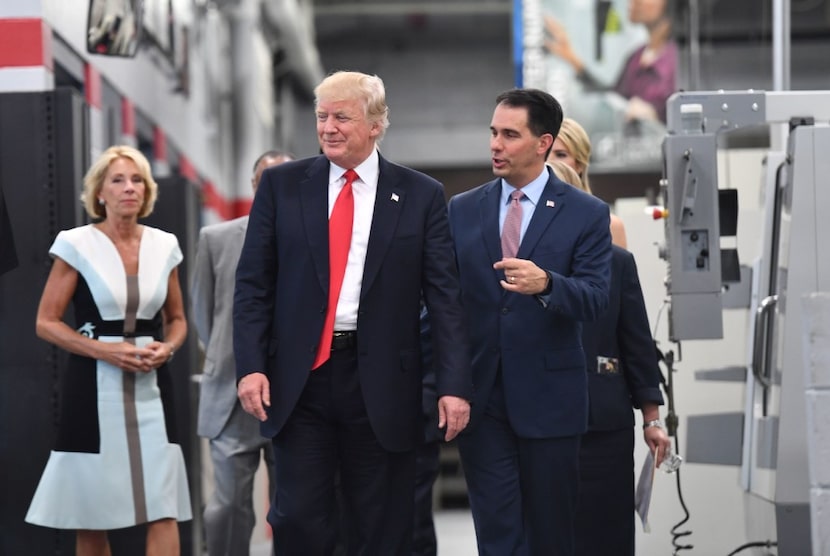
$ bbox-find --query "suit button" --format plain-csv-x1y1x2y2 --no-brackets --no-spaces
501,307,509,315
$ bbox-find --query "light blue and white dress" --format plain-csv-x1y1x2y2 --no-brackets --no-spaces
25,224,192,530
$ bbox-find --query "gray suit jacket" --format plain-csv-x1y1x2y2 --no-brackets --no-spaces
192,216,249,439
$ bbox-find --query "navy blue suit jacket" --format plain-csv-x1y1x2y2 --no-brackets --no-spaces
448,171,612,438
233,154,473,452
581,246,664,431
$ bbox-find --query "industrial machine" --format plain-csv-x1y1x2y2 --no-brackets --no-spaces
660,90,830,555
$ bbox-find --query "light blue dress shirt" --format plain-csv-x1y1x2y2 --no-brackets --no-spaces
498,167,551,244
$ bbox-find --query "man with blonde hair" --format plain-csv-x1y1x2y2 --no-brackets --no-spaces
234,71,472,555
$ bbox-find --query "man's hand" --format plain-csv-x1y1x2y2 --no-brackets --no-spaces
494,258,550,295
438,395,471,442
237,372,271,422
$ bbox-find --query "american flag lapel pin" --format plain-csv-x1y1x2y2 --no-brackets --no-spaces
546,200,555,208
391,193,400,202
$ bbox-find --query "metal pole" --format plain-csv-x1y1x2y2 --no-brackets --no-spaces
772,0,791,91
687,0,700,90
771,0,790,151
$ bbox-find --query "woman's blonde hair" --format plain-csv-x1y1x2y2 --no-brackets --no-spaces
314,71,390,141
551,159,627,247
556,118,592,190
81,145,158,219
549,160,590,194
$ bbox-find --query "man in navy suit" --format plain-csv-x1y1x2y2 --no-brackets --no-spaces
233,71,472,556
448,88,612,555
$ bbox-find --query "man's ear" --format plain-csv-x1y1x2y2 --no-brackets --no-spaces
539,133,554,156
369,120,382,139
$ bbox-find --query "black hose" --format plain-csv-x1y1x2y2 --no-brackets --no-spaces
656,347,693,554
725,540,778,556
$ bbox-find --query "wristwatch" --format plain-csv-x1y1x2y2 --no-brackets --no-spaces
643,419,665,430
540,271,553,295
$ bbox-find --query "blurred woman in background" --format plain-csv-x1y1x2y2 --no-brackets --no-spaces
545,0,677,125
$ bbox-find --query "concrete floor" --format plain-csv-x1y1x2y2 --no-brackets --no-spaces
249,509,478,555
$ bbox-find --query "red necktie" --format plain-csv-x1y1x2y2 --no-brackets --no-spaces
312,169,357,369
501,190,524,259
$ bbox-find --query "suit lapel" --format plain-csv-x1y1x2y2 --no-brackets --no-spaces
479,179,503,267
300,156,333,293
517,173,567,259
361,156,404,299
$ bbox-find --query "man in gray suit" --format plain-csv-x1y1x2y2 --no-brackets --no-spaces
192,149,293,556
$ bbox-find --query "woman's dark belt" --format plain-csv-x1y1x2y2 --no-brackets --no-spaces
90,317,161,339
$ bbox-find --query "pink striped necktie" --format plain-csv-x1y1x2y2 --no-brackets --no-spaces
501,190,524,259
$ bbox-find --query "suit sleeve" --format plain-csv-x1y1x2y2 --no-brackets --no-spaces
545,198,612,321
233,175,278,381
420,184,473,401
419,306,442,440
190,228,215,347
617,250,664,408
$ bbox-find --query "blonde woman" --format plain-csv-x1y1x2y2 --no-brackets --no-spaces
548,117,628,248
26,145,190,556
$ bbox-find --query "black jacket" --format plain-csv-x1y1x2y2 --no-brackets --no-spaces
581,246,664,431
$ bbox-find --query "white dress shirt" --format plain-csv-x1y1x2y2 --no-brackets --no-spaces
327,149,379,331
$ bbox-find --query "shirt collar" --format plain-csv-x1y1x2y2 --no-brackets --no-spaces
500,167,549,207
328,149,380,187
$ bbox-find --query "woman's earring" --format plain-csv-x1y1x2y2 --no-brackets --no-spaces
98,199,105,205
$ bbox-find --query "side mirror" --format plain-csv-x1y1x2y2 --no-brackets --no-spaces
87,0,144,57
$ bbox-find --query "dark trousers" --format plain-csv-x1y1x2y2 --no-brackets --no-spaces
574,428,635,556
269,347,416,556
458,378,580,556
412,440,440,556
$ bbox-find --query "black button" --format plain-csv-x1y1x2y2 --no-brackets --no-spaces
501,308,509,315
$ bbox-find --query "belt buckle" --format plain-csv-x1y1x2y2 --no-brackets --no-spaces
331,331,355,351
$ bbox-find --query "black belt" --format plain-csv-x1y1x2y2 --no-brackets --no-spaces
331,331,357,351
89,317,161,339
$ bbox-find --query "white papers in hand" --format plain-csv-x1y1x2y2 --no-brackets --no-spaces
635,446,658,533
